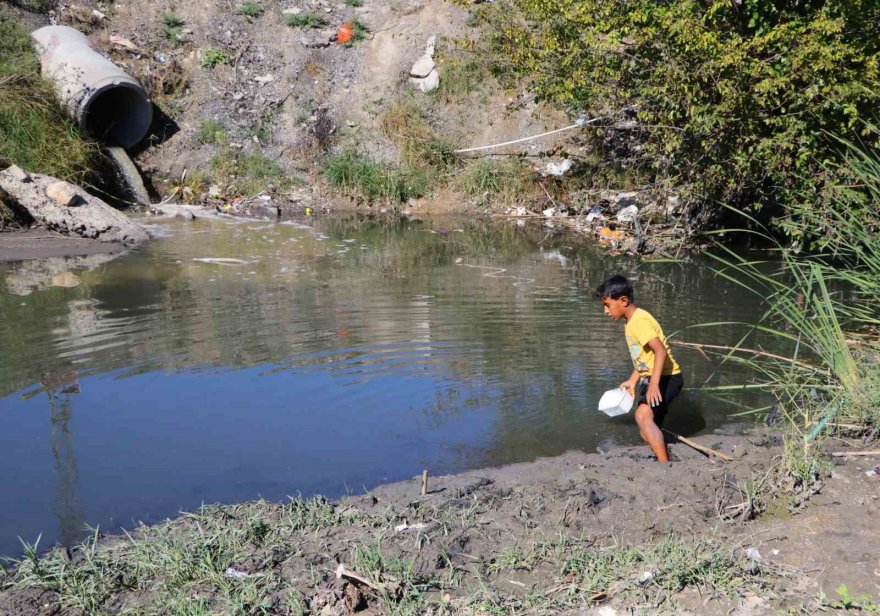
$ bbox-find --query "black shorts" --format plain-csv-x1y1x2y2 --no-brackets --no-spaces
636,373,684,428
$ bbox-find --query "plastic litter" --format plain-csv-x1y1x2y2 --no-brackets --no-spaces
337,23,354,45
598,388,633,417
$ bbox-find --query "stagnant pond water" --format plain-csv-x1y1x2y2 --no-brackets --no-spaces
0,216,773,556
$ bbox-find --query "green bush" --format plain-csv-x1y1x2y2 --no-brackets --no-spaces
0,14,96,183
477,0,880,228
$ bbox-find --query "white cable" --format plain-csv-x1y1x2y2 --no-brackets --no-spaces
452,117,599,154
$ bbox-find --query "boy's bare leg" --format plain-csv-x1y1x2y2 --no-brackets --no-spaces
635,403,669,462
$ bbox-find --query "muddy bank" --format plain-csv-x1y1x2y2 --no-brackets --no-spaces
0,229,126,262
2,433,876,615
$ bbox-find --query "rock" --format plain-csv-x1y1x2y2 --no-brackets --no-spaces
250,203,281,219
410,55,435,78
301,32,331,48
410,68,439,93
45,182,82,207
666,194,681,215
744,547,762,562
616,204,639,223
50,271,80,288
282,7,302,14
6,165,31,183
542,207,556,218
150,204,197,220
0,169,149,245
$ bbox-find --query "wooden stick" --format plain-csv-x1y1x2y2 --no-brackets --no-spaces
830,450,880,458
662,430,733,462
335,563,383,592
420,470,428,496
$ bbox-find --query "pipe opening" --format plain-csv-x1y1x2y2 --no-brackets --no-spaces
82,83,153,149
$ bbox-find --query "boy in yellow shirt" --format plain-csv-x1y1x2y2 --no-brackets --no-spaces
595,275,683,462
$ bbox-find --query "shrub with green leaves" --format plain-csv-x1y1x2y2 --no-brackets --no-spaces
200,47,229,69
477,0,880,229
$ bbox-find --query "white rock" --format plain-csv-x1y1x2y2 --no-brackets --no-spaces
282,7,303,14
616,204,639,223
425,35,437,57
410,55,435,78
410,68,439,93
6,165,31,183
745,548,762,562
542,207,556,217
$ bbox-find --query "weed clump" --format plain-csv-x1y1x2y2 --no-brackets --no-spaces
161,11,186,45
0,14,97,183
325,150,428,203
197,119,227,145
200,47,229,69
236,2,264,20
284,11,326,28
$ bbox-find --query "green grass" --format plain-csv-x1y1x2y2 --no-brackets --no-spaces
324,149,428,203
284,11,326,28
236,2,264,19
456,158,528,200
197,119,227,145
200,47,229,69
344,0,364,6
0,15,97,184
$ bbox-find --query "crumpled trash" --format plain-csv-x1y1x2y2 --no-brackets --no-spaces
744,548,762,562
585,205,604,222
542,207,556,217
637,571,653,584
616,204,639,223
543,158,573,177
225,567,251,579
337,22,354,45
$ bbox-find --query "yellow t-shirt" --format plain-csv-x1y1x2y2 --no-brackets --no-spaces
624,308,681,376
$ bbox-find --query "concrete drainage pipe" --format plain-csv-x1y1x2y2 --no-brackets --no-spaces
31,26,153,149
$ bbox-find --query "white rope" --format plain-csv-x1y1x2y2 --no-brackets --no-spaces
452,117,600,154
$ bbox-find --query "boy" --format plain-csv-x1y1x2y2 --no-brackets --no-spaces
595,275,683,462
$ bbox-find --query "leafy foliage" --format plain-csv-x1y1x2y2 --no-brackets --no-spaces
476,0,880,227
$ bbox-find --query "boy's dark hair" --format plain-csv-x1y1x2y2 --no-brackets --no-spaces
595,275,634,301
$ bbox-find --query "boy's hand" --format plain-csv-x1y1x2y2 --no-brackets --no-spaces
647,383,663,407
619,379,637,396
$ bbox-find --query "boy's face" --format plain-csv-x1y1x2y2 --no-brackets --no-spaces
601,295,629,320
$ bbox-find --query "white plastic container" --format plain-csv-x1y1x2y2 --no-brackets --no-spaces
598,387,634,417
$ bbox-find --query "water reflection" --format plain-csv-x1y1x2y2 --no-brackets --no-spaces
0,216,774,555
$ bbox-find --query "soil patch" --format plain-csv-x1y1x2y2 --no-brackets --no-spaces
2,434,877,614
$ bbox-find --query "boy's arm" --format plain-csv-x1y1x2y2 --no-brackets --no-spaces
646,337,667,407
619,368,640,396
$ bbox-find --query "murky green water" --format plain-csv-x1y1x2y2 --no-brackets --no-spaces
0,216,771,556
